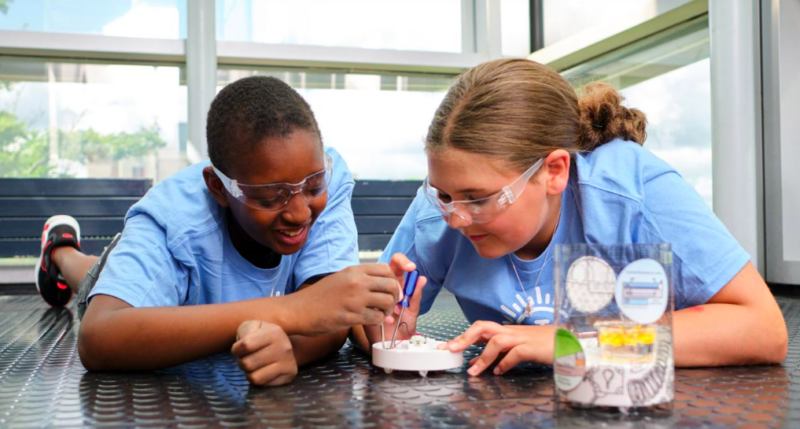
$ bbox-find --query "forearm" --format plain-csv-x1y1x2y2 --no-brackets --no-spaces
290,329,349,367
673,303,787,366
79,295,305,371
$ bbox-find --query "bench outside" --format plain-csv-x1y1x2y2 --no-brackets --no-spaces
0,178,153,258
0,178,421,259
352,180,420,252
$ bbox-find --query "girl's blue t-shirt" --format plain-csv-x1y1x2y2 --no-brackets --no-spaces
89,147,360,307
379,140,750,326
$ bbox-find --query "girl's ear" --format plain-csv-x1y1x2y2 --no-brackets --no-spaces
203,167,231,208
544,149,570,196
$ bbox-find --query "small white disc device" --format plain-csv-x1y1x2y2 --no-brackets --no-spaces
372,335,464,377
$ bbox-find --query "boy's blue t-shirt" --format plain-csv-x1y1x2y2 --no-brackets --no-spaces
89,147,359,307
380,140,750,326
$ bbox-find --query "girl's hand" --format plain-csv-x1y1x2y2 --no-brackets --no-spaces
232,320,298,386
364,253,427,347
443,321,554,376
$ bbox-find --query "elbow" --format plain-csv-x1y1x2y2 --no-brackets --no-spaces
750,313,788,365
764,322,788,365
78,322,113,372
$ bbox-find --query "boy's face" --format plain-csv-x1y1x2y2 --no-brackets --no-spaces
205,129,328,255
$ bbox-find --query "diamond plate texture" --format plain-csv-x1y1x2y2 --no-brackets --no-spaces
0,292,797,428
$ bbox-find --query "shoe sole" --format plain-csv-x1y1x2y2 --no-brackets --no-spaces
35,215,82,297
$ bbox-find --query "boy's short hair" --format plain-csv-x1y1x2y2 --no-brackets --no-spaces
206,76,322,174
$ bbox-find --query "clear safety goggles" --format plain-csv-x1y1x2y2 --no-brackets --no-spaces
422,157,545,224
213,153,332,211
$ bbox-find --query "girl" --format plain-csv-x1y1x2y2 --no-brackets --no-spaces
37,76,402,386
358,58,787,374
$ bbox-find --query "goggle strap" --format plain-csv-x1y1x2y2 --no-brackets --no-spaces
213,166,244,199
500,187,514,205
230,180,243,198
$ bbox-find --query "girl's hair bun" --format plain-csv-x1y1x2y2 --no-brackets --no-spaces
578,81,647,151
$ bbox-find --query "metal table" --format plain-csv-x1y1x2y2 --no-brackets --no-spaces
1,291,798,428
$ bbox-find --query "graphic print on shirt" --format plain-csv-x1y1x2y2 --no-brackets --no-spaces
500,286,554,325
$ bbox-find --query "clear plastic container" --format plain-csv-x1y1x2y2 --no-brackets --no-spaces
553,244,674,410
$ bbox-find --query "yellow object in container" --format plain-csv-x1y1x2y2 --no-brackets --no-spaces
595,322,657,362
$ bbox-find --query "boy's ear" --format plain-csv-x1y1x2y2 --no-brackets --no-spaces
544,149,570,196
203,167,231,208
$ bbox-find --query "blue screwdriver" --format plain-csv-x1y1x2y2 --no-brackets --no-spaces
390,270,420,348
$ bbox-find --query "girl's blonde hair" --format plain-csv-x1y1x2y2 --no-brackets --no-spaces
425,58,647,171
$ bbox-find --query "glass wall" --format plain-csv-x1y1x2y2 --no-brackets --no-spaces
217,68,453,180
0,0,187,39
543,0,694,47
501,0,531,57
562,17,711,206
216,0,462,53
0,57,188,181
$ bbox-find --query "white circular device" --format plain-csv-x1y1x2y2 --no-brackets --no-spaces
372,336,464,377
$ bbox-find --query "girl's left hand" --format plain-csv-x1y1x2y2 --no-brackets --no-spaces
442,321,555,376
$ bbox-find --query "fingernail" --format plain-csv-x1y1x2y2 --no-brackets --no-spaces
468,365,478,375
493,367,501,375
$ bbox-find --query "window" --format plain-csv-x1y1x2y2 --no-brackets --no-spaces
543,0,694,47
0,57,188,182
0,0,186,39
562,17,711,206
217,67,453,180
217,0,462,53
501,0,531,57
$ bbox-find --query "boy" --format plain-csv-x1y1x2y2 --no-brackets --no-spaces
36,76,401,386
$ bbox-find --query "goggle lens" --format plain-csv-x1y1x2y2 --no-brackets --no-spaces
215,153,332,211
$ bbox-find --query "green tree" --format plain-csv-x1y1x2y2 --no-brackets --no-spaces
0,109,167,178
58,124,167,164
0,0,14,15
0,111,52,177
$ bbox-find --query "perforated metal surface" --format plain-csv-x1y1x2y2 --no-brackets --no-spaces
0,292,798,428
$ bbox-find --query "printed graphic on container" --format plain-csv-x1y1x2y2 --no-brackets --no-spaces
554,329,586,392
615,258,669,324
565,256,616,313
557,327,674,408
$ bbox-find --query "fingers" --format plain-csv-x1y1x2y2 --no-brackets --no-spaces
357,262,396,279
467,334,524,376
236,320,265,342
231,322,298,387
360,308,390,326
367,276,402,303
494,345,533,375
365,291,397,317
444,321,505,352
389,253,416,278
244,360,298,386
232,321,273,357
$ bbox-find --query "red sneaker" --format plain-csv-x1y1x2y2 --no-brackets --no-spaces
35,215,81,307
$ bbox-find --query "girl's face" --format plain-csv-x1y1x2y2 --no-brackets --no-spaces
427,148,570,260
205,129,328,256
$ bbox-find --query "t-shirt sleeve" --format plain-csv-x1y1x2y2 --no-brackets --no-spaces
639,171,751,309
88,213,187,307
291,175,360,292
379,191,444,315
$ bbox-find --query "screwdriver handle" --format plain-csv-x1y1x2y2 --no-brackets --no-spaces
401,270,419,307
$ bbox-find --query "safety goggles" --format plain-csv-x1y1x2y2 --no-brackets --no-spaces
213,153,332,211
422,157,545,224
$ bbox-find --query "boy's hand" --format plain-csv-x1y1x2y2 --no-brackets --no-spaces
232,320,298,386
363,253,427,348
293,264,401,336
